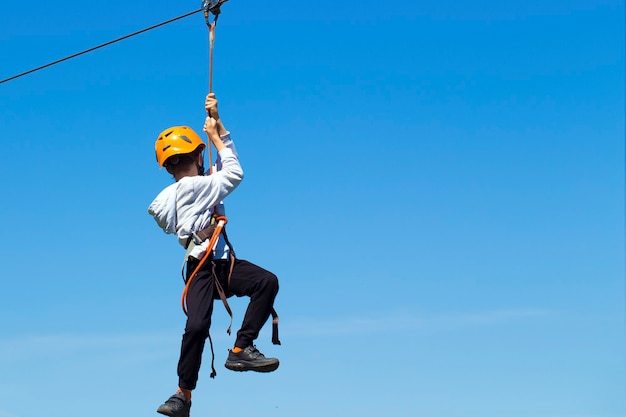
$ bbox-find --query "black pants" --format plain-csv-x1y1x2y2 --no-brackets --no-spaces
177,257,279,390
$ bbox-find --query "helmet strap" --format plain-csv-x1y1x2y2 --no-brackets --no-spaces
196,151,206,176
196,162,205,176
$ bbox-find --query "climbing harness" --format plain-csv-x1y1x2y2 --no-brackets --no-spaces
181,216,229,317
181,211,281,378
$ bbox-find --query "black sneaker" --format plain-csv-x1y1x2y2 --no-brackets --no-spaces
156,392,191,417
224,345,279,372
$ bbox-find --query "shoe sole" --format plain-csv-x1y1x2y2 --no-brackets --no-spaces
156,408,189,417
225,360,279,373
156,404,190,417
157,406,189,417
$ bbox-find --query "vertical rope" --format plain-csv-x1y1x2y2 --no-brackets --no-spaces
204,12,217,174
209,22,216,94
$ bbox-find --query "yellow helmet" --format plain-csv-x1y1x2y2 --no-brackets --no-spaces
155,126,206,168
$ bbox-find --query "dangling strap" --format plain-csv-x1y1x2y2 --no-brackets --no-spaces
212,255,234,336
271,308,281,345
217,235,279,346
206,251,235,379
207,331,217,378
220,229,280,345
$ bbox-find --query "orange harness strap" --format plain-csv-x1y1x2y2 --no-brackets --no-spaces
181,215,228,315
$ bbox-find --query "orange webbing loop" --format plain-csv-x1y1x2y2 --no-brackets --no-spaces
181,215,228,315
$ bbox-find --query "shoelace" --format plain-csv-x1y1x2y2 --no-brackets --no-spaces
164,394,187,410
246,345,264,358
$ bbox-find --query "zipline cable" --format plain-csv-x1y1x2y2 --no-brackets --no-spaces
0,8,203,85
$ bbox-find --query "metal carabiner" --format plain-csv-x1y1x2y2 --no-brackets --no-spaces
202,0,228,24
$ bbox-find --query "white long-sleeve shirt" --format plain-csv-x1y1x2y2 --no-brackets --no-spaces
148,133,243,260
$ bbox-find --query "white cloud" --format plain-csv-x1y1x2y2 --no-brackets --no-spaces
0,309,550,360
0,330,180,361
281,308,550,336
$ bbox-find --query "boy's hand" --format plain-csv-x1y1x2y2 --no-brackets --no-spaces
205,93,220,120
205,92,228,135
203,116,226,152
203,116,218,138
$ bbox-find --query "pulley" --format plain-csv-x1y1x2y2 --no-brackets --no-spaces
202,0,229,21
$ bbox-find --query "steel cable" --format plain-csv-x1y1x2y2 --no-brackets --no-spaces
0,8,202,85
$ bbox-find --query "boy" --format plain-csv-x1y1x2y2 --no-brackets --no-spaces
148,93,280,417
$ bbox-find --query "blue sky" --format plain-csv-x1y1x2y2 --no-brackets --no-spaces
0,0,624,416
